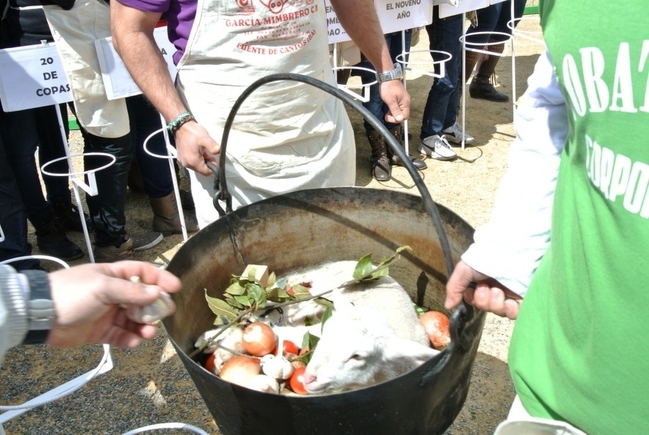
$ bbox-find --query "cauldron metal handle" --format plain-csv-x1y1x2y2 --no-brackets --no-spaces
206,73,457,279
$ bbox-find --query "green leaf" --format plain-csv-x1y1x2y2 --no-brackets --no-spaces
213,316,228,326
314,297,334,309
299,332,321,364
320,306,333,334
204,289,239,320
224,281,246,296
247,267,259,282
233,294,252,308
267,272,277,288
247,283,266,308
353,253,374,279
224,294,245,309
290,284,312,298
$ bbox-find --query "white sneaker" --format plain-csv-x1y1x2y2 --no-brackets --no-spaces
442,123,475,145
419,135,457,161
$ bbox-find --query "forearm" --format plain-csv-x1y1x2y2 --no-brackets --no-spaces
110,2,187,123
462,51,568,296
329,0,394,73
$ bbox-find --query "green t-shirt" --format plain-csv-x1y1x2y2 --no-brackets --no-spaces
509,1,649,433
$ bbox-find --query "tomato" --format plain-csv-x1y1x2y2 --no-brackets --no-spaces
288,366,309,395
419,311,451,350
204,353,216,373
282,340,300,355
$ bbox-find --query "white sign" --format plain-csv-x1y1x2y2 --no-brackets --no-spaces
326,0,433,44
0,42,73,112
439,0,490,18
95,26,177,100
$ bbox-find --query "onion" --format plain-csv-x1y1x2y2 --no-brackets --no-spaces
218,356,261,387
246,374,280,394
419,311,451,350
242,322,277,357
260,354,294,380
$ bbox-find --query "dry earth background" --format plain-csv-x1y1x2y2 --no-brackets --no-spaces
1,15,544,435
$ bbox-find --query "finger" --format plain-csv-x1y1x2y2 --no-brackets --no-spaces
109,313,160,347
105,261,182,293
445,273,472,310
504,298,521,320
471,284,506,316
384,104,406,123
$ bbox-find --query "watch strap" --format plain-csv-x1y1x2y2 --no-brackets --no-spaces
376,63,404,83
21,270,54,345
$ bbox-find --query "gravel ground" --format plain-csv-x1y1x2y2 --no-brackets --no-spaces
0,15,543,435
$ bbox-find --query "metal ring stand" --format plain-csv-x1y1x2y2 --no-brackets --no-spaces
395,49,452,154
331,66,377,102
40,152,115,263
459,30,514,149
40,152,116,263
142,121,191,242
507,16,544,45
507,16,544,113
0,254,70,269
395,49,453,79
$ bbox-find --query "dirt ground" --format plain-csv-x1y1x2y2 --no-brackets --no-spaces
0,16,544,435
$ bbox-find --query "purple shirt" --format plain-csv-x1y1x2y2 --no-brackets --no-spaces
116,0,196,64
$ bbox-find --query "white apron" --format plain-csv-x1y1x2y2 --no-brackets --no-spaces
176,0,356,227
43,0,129,138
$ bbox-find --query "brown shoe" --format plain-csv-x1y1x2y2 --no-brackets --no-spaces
150,192,199,235
366,130,391,181
93,232,163,263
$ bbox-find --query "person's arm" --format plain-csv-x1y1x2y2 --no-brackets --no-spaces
329,0,410,124
445,50,569,319
0,265,28,363
0,261,182,364
110,2,219,176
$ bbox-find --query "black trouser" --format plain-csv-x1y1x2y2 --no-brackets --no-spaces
81,129,134,247
126,95,174,199
0,132,39,269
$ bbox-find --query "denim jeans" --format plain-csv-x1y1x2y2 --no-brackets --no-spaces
466,0,527,44
126,95,174,199
355,30,412,133
420,7,463,139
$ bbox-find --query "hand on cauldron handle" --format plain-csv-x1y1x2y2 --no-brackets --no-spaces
447,301,482,354
205,160,232,217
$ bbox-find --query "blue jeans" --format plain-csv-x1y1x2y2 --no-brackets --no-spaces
420,8,463,139
354,30,412,133
126,95,174,199
466,0,527,44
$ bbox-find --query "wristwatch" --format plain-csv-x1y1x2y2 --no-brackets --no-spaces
376,63,404,83
22,270,54,344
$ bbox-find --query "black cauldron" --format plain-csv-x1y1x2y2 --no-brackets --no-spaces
162,74,486,435
163,187,485,435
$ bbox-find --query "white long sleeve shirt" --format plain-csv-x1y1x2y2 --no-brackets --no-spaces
461,50,569,297
0,265,29,364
